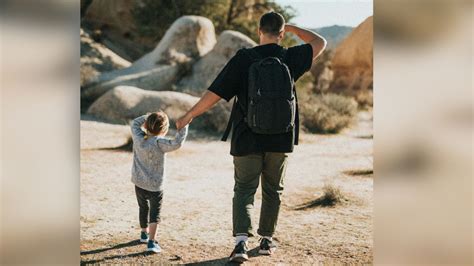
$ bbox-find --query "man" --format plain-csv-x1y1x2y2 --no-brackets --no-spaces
176,11,326,263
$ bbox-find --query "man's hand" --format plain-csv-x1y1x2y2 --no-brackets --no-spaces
175,91,222,130
176,113,193,130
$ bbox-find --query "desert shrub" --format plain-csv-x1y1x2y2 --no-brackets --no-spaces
295,183,347,209
299,93,358,134
318,184,346,206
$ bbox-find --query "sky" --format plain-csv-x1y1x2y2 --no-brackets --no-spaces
274,0,373,28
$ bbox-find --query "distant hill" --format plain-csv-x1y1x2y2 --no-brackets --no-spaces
290,25,353,49
312,25,354,49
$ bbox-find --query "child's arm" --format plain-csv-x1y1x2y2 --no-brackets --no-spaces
156,125,188,153
131,115,147,138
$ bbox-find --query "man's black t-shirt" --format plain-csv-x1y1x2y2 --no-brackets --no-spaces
208,43,313,156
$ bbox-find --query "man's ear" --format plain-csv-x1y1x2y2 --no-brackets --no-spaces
278,30,284,40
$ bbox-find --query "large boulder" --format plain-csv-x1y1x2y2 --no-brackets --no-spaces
81,0,145,60
87,86,231,132
331,16,373,96
109,15,216,76
176,30,256,96
80,28,131,86
82,16,217,102
82,64,181,103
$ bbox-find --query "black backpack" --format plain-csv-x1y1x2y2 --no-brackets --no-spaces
222,48,296,141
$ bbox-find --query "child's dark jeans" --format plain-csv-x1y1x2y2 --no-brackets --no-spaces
135,186,163,228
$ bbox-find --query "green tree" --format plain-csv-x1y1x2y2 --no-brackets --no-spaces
133,0,296,44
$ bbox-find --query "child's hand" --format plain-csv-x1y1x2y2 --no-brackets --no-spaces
176,114,192,130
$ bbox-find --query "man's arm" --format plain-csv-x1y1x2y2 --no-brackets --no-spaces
285,24,327,60
176,91,222,129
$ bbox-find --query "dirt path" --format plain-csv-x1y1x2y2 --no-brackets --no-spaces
80,112,373,265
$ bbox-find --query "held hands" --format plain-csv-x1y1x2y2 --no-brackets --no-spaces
176,113,193,130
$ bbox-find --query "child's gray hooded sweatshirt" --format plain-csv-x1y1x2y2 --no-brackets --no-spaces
131,115,188,192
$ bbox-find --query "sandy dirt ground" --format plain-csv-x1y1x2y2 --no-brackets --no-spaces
80,112,373,265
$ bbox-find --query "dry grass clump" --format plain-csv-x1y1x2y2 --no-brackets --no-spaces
295,183,347,210
343,169,373,177
299,93,358,134
318,184,347,206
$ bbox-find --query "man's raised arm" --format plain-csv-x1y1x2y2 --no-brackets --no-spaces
176,91,222,129
285,24,327,60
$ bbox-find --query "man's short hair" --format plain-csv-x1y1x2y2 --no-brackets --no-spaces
259,11,285,36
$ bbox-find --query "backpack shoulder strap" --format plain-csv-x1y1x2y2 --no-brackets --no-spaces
294,89,300,145
221,97,237,142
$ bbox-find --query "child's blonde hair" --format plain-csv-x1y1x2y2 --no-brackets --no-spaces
144,111,169,138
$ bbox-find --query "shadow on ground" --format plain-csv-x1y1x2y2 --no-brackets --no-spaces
80,239,155,265
186,247,260,266
81,243,261,265
80,240,155,264
81,240,142,256
80,250,153,265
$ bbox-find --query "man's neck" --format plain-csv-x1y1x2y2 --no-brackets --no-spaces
259,39,280,45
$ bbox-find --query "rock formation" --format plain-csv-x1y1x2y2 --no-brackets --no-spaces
80,28,131,86
81,16,217,102
176,30,257,96
331,16,373,96
87,86,231,132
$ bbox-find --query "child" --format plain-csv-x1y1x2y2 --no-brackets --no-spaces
130,111,188,253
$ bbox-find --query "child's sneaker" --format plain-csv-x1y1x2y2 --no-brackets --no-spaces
140,231,149,243
147,240,162,253
258,237,277,255
229,240,248,263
